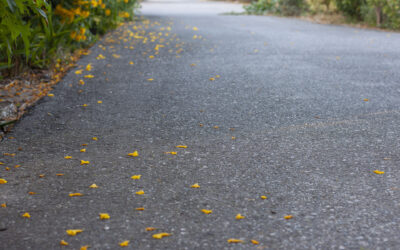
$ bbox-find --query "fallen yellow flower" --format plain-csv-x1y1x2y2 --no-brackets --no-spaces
284,215,293,220
97,101,102,104
84,74,94,78
129,61,134,65
128,151,139,157
146,227,156,231
112,54,121,59
99,213,110,220
64,156,72,159
80,245,89,250
96,54,105,60
191,183,200,188
1,203,6,208
22,212,30,218
251,239,259,245
235,214,245,220
176,145,187,148
119,240,129,247
227,239,243,243
261,195,267,200
86,63,92,71
373,170,385,174
89,183,98,188
79,80,85,85
192,27,198,31
165,151,177,155
69,193,83,197
80,160,90,165
135,207,145,211
0,179,8,184
201,209,212,214
209,77,215,81
60,240,69,246
131,175,141,180
147,78,154,81
47,93,54,97
136,190,145,195
152,232,171,239
80,148,86,152
66,229,83,236
75,69,83,74
92,137,98,141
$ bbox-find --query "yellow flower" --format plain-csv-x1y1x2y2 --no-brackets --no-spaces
89,183,98,188
136,190,145,195
146,227,156,231
201,209,212,214
1,203,6,208
99,213,110,219
86,63,92,71
192,27,198,31
60,240,69,246
92,137,98,141
165,151,177,155
66,229,83,236
373,170,385,174
70,31,77,40
152,233,171,239
235,214,245,220
209,77,215,81
119,240,129,247
91,0,98,7
69,193,83,197
127,151,139,157
80,148,86,152
75,69,83,74
191,183,200,188
135,207,145,211
176,145,187,148
101,3,106,9
129,61,134,65
64,156,72,159
284,215,293,220
147,78,154,81
0,179,8,184
251,239,259,245
131,175,141,180
97,101,102,104
84,74,94,78
81,160,90,165
80,245,89,250
124,0,128,3
80,27,86,34
261,195,267,200
47,93,54,97
22,212,31,218
227,239,243,243
105,9,111,16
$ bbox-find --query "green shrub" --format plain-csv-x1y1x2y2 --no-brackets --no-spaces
335,0,366,20
245,0,307,16
244,0,278,15
277,0,308,16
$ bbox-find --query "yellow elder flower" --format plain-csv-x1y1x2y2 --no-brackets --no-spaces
105,9,111,16
251,239,259,245
261,195,267,200
89,183,98,188
60,240,68,246
284,215,293,220
235,214,245,220
124,0,128,3
373,170,385,174
146,227,156,231
131,175,141,180
201,209,212,214
86,63,92,71
80,27,86,34
80,148,86,152
0,179,8,184
127,151,139,157
152,233,171,239
69,193,83,197
75,69,83,74
99,213,110,219
80,245,89,250
84,74,94,78
101,3,106,9
176,145,187,148
227,239,243,243
22,212,31,218
136,190,145,195
191,183,200,188
119,240,129,247
81,160,90,165
66,229,83,236
91,0,98,7
64,156,72,159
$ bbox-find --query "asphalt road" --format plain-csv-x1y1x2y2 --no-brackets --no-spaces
1,0,400,249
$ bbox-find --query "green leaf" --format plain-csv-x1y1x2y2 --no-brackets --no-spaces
6,0,15,12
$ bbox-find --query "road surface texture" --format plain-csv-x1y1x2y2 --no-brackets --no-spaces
1,0,400,249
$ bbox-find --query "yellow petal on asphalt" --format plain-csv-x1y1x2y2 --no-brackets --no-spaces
84,75,94,78
176,145,187,148
64,156,72,159
75,69,83,74
129,61,134,65
214,126,219,129
284,215,293,220
201,209,212,214
128,151,139,157
251,239,259,245
97,101,102,104
261,195,267,200
227,239,243,243
86,63,92,71
136,190,145,195
231,136,236,140
119,241,129,247
82,104,88,107
364,98,369,101
165,151,177,155
0,179,8,184
146,227,156,231
22,212,30,218
0,162,3,165
1,203,6,208
135,207,145,211
80,245,89,250
28,192,36,195
80,160,90,165
373,170,385,174
131,175,141,180
152,232,171,239
92,137,98,141
215,75,220,78
15,165,21,168
60,240,69,246
192,27,198,31
190,63,196,67
235,214,245,220
147,78,154,81
79,80,85,85
209,77,215,81
112,54,121,59
66,229,83,236
149,55,154,59
48,93,54,97
89,183,98,188
191,183,200,188
99,213,110,220
69,193,83,197
80,148,86,152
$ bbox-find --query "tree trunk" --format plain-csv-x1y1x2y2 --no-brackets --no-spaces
375,6,382,27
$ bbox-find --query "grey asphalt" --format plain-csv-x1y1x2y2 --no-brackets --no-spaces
1,0,400,249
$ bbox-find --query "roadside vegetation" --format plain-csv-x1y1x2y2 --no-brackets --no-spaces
244,0,400,30
0,0,139,78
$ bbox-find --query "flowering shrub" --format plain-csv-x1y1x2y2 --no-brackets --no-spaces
0,0,139,77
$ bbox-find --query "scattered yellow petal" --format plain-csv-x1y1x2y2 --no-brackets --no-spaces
146,227,156,231
215,75,220,78
66,229,83,236
152,233,171,239
75,69,83,74
373,170,385,174
89,183,98,188
82,143,88,146
82,104,88,107
227,239,243,243
69,193,83,197
0,179,7,184
64,156,72,159
80,148,86,152
176,145,187,148
81,160,90,165
131,175,141,180
364,98,369,101
56,173,64,176
136,190,145,195
209,77,215,81
96,54,105,60
261,195,267,200
84,75,94,78
97,101,102,104
0,162,3,165
28,192,36,195
5,167,10,171
231,136,236,140
22,212,30,218
112,54,121,59
127,151,139,157
129,61,134,65
80,245,89,250
39,174,45,178
147,78,154,81
60,240,69,246
235,214,245,220
1,203,6,208
284,215,293,220
99,213,110,220
251,239,259,245
190,63,196,67
199,123,203,127
192,27,198,31
48,93,54,97
165,151,177,155
214,126,219,129
135,207,145,211
92,137,98,141
191,183,200,188
201,209,212,214
119,241,129,247
79,80,85,85
86,63,92,71
14,165,21,168
149,55,154,59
